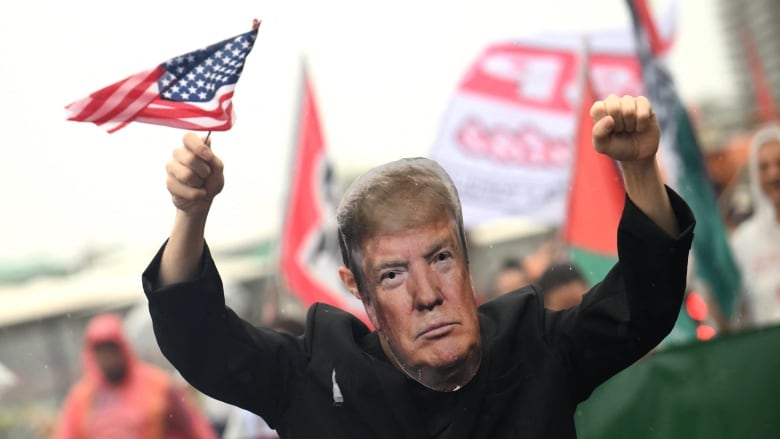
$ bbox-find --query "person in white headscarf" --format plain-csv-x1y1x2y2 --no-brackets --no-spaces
730,124,780,327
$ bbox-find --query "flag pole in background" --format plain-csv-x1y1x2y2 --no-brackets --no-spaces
278,59,371,327
626,0,742,320
737,8,778,123
66,19,260,133
560,36,625,287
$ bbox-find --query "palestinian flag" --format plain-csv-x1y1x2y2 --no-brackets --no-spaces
560,62,624,287
626,0,741,318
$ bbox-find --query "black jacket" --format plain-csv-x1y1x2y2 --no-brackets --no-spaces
143,188,695,438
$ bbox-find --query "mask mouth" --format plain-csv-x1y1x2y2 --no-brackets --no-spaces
380,332,482,392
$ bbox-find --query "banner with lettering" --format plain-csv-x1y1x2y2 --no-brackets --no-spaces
430,30,649,227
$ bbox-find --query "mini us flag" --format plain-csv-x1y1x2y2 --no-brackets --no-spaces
66,19,260,133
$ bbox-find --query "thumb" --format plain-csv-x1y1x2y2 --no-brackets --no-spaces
592,116,614,153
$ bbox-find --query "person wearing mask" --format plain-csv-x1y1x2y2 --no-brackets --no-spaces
143,95,694,437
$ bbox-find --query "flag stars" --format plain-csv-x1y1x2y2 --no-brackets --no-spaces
158,27,257,103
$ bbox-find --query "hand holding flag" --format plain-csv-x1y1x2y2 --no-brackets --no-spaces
66,20,260,133
166,133,224,217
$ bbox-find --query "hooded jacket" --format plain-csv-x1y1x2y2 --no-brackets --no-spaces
730,124,780,326
54,313,217,439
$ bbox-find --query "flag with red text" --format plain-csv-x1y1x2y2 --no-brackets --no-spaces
66,20,260,133
429,5,676,228
279,63,369,325
430,33,646,227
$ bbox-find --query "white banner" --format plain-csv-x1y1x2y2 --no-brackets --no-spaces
431,31,651,228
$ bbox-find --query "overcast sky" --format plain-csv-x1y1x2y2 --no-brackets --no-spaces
0,0,733,263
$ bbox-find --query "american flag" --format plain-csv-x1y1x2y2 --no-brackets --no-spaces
66,20,260,133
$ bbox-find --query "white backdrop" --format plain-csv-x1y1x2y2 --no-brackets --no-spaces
0,0,733,263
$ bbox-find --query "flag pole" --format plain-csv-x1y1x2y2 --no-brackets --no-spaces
558,34,592,249
267,56,308,326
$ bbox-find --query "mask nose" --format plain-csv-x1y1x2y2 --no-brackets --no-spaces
410,267,444,311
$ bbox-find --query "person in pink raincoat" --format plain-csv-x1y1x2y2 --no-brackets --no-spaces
54,313,217,439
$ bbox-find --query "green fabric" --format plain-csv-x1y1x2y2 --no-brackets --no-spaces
661,307,698,348
672,106,742,317
575,324,780,439
625,0,741,318
567,246,618,288
568,246,697,346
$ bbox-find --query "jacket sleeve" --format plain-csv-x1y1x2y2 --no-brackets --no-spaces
142,242,306,426
546,186,695,402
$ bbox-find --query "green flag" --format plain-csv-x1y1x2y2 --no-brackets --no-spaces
626,0,741,318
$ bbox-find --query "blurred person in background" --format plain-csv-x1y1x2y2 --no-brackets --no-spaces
521,239,564,285
54,313,217,439
489,258,528,298
537,262,589,311
489,240,566,299
730,124,780,327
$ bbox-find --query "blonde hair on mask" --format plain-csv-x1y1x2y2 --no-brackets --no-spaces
336,157,468,297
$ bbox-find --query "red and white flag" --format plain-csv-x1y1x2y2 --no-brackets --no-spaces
65,20,260,133
279,64,369,325
560,50,625,286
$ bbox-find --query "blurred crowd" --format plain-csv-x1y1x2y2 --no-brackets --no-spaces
0,114,778,439
0,121,778,439
480,121,780,341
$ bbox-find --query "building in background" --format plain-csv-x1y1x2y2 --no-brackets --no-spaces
717,0,780,125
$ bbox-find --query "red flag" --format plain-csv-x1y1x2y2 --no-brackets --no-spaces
560,55,625,285
65,20,260,133
280,64,369,325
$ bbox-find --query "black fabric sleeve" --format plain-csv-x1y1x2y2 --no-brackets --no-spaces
545,186,695,403
142,241,306,426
